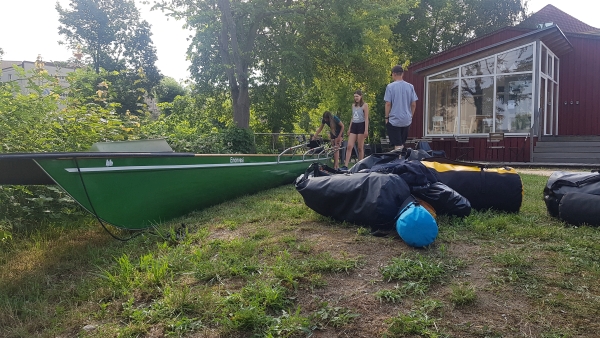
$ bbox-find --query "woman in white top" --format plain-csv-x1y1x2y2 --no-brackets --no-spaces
343,90,369,169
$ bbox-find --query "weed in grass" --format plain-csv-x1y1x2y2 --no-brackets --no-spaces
305,252,362,273
380,254,445,283
295,242,312,254
251,227,271,240
376,281,430,303
265,307,312,338
357,227,370,236
384,298,445,337
101,254,136,295
139,253,171,287
193,238,263,282
376,289,404,303
223,220,239,230
272,251,305,290
220,280,292,334
311,302,360,329
450,283,477,306
489,250,532,285
383,310,441,337
281,235,297,245
492,250,532,269
166,316,204,336
307,273,327,289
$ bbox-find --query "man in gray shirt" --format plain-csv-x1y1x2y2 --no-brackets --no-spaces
384,65,418,151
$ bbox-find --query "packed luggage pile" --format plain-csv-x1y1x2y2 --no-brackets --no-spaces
295,149,524,247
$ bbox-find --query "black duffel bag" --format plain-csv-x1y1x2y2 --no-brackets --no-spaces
413,182,471,218
559,192,600,226
295,171,411,231
421,158,523,213
544,171,600,218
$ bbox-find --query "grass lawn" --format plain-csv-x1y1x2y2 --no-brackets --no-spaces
1,172,599,337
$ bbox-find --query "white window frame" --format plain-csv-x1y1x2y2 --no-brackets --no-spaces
425,43,537,137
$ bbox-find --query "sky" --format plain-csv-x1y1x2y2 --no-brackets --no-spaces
1,0,599,83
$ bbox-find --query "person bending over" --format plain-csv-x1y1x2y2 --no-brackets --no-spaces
313,111,344,170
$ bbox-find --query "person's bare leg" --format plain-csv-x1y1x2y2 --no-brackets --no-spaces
357,133,366,160
344,133,357,167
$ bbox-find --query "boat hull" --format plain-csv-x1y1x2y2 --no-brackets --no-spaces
33,154,317,230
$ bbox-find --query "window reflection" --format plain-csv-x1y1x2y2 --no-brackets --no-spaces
461,57,495,76
460,77,494,133
428,80,458,134
497,45,533,73
496,75,533,133
430,69,459,80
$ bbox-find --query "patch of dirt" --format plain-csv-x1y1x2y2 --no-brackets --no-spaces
280,222,600,337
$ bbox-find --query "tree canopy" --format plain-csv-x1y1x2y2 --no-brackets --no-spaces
393,0,528,62
57,0,162,114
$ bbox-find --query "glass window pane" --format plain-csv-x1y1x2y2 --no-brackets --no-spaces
541,47,547,75
460,76,495,133
497,45,534,73
461,57,495,76
430,69,459,80
427,80,458,134
496,74,533,133
547,54,553,78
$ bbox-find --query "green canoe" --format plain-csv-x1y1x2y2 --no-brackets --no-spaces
0,140,330,230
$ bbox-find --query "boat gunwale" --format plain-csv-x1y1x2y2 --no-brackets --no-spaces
63,158,315,173
0,152,307,160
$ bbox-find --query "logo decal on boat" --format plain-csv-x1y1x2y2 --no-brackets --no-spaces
230,157,244,163
106,159,113,167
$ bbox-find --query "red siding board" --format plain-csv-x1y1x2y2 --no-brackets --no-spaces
558,35,600,136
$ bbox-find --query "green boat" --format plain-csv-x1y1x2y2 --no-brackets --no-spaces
0,139,330,230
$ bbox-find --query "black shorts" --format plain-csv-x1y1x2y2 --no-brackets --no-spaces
349,122,365,135
386,123,410,146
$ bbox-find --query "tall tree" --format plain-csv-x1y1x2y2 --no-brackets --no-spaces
155,0,408,129
393,0,528,62
56,0,162,114
154,76,187,104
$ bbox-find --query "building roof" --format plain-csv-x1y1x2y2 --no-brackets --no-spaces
518,4,600,34
1,60,21,70
413,25,573,76
408,4,599,74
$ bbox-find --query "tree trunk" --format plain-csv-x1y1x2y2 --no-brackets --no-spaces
234,85,250,128
218,0,250,129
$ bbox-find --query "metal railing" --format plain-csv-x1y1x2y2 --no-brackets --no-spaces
254,133,311,154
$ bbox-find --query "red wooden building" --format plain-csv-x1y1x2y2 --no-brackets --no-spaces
402,5,600,163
